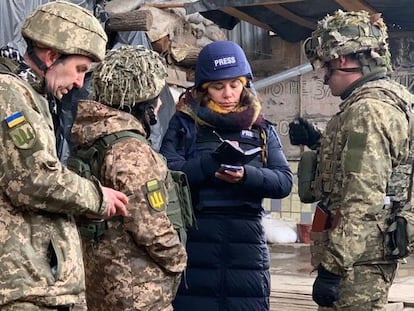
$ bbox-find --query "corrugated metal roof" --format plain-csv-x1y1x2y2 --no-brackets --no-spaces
185,0,414,42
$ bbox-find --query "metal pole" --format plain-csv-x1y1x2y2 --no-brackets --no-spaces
254,62,313,91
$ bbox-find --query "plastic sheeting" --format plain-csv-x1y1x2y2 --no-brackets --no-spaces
0,0,176,155
0,0,95,53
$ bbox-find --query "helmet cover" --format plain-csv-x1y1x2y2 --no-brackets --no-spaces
303,10,389,69
92,45,167,108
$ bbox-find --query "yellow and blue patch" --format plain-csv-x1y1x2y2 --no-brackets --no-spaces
145,179,166,212
5,112,36,149
5,111,25,128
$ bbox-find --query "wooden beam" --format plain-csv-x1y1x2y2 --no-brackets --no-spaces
106,9,153,32
145,2,185,9
219,7,273,31
334,0,377,14
388,31,414,39
265,4,316,29
226,0,305,6
148,0,304,9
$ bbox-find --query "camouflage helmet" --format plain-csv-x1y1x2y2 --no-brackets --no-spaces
92,45,167,108
303,10,390,70
21,0,107,62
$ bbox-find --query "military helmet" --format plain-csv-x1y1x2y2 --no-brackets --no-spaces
21,0,107,62
303,10,390,69
195,40,253,89
92,45,167,108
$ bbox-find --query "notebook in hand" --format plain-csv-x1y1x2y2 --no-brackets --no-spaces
212,140,261,165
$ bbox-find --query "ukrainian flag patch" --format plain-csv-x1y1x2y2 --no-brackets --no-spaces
5,111,25,128
5,112,36,149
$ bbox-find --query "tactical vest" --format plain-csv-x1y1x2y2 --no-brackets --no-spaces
313,79,414,262
192,125,267,211
66,130,194,245
0,57,20,73
196,125,266,167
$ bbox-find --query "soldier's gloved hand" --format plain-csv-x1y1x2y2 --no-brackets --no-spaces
312,265,341,307
288,117,321,148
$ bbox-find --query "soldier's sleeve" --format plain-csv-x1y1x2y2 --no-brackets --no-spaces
103,139,187,273
322,98,409,275
0,76,106,215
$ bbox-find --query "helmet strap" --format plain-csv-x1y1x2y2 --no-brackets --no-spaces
27,40,48,74
146,105,158,126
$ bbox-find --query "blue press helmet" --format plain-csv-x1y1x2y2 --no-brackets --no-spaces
195,40,253,89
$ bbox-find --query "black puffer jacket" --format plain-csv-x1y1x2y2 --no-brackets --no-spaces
160,107,292,311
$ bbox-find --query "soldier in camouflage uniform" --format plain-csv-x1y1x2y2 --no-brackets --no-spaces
71,45,187,311
289,10,414,310
0,1,129,311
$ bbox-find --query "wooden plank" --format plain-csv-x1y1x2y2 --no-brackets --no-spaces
219,7,273,31
270,274,414,307
154,0,305,8
334,0,376,14
265,4,316,29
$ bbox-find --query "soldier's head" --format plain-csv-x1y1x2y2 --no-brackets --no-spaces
21,0,107,99
92,45,167,133
303,10,391,95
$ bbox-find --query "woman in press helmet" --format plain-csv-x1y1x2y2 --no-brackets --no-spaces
160,40,293,311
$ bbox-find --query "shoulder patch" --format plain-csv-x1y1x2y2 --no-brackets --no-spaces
5,112,36,149
344,131,367,173
145,179,166,212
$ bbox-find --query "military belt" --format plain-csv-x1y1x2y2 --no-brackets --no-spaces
77,216,124,242
78,220,107,242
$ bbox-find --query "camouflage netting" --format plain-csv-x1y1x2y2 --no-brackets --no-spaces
303,10,391,72
21,0,107,62
92,45,167,108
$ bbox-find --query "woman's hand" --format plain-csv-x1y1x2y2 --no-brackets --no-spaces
215,166,245,183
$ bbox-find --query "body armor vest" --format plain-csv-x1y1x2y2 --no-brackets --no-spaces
194,125,266,212
313,79,414,263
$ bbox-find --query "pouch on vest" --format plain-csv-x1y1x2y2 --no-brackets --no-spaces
67,130,194,245
166,170,195,245
297,150,317,203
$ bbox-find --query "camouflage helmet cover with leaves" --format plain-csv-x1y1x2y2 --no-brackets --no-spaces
92,45,167,108
21,0,107,62
303,10,390,69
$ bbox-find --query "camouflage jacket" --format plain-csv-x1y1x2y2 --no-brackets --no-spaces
72,100,187,311
0,71,108,306
314,78,414,276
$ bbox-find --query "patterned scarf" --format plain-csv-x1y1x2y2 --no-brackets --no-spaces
0,45,45,93
177,89,265,131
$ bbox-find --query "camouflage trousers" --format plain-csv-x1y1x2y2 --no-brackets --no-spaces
1,302,74,311
318,263,398,311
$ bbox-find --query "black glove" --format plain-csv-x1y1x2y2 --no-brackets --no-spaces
312,265,341,307
288,117,321,148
